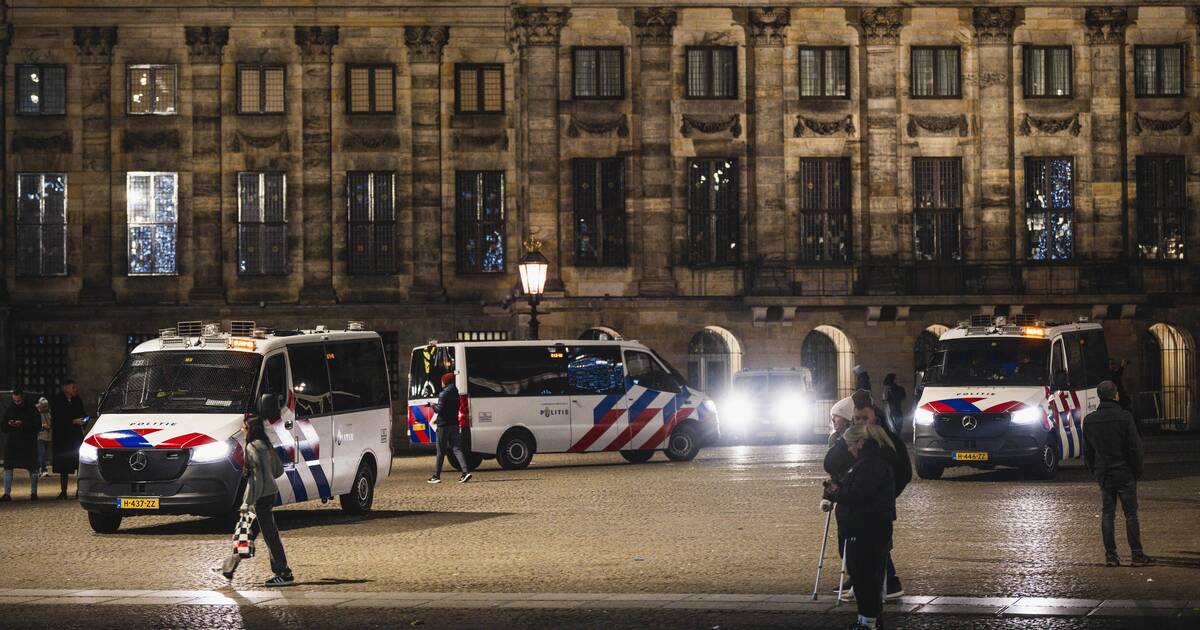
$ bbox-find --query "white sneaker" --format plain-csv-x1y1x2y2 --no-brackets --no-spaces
839,588,856,602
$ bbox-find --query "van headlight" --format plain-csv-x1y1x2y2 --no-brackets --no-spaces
914,409,936,426
1011,407,1043,425
191,440,232,463
79,442,98,465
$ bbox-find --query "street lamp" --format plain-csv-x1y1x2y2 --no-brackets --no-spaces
518,237,550,340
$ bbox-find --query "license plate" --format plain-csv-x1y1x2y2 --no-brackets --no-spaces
954,452,989,461
117,497,159,509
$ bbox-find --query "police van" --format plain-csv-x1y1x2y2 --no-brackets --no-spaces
913,315,1109,480
721,368,819,444
78,321,392,533
407,339,720,468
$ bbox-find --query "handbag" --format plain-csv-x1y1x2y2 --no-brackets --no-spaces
233,509,257,559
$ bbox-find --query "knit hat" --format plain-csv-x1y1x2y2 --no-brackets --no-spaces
37,397,49,408
830,396,855,422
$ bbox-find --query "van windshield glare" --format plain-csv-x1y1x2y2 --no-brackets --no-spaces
100,351,262,415
923,338,1049,387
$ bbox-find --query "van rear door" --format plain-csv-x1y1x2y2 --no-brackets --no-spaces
565,345,628,452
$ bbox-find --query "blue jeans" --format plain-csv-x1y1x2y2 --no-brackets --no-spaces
3,469,37,496
37,440,49,472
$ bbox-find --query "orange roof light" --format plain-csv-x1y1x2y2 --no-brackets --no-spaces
1022,327,1046,337
228,338,257,351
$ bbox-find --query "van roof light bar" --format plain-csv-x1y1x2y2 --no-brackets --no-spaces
176,321,203,337
346,321,365,331
230,320,256,337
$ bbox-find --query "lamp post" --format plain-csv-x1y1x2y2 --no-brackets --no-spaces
517,237,549,340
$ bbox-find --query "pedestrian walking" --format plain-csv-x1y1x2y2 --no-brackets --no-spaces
1083,380,1153,567
1107,359,1132,411
825,390,910,599
50,379,86,500
427,373,471,484
2,387,41,501
214,402,293,585
853,365,872,395
825,424,896,630
881,374,906,435
36,397,52,478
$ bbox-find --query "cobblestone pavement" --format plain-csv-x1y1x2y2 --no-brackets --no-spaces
0,439,1197,605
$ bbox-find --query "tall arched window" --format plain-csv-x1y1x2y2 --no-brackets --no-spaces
687,326,742,399
1142,323,1195,431
802,324,856,420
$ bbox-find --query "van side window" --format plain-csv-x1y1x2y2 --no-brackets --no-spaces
465,346,568,397
289,344,332,417
567,346,624,395
327,339,391,412
259,353,288,409
625,350,680,393
410,344,455,399
1081,330,1110,388
1062,333,1087,390
1050,339,1066,384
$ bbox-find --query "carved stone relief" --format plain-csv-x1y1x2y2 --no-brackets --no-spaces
566,114,629,138
1132,112,1191,136
680,114,741,138
793,115,855,137
1018,113,1081,137
907,114,969,137
230,130,291,152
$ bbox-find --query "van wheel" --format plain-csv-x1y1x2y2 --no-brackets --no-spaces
339,461,375,514
497,433,535,470
664,425,701,462
1025,441,1060,480
915,458,944,480
620,450,655,464
88,511,122,534
448,452,485,472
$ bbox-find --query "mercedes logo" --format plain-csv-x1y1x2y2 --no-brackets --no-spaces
128,450,149,472
961,415,979,431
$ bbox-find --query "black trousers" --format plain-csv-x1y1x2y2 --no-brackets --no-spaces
845,523,893,620
222,494,291,576
1100,472,1143,555
435,424,469,476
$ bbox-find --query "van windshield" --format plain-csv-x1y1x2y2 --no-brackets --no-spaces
923,337,1049,387
100,351,262,414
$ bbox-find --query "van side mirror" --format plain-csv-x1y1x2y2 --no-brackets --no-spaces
96,393,106,410
1051,370,1069,392
258,393,281,420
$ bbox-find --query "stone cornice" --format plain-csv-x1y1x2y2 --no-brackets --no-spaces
860,7,903,46
294,25,339,62
512,7,571,48
184,26,229,64
1084,7,1129,45
748,7,790,47
972,7,1017,45
73,26,117,64
634,8,677,47
404,25,449,64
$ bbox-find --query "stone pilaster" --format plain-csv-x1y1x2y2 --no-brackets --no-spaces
0,21,11,302
633,7,677,296
972,8,1018,281
404,25,449,296
73,26,118,301
747,8,789,267
512,7,570,289
859,8,903,264
184,26,228,303
294,26,339,301
1084,7,1129,259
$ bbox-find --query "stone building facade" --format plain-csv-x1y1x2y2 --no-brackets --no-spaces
1,2,1197,430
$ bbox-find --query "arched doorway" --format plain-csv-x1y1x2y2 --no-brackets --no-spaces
687,326,742,400
579,326,623,341
802,325,856,422
1141,323,1195,431
914,324,949,400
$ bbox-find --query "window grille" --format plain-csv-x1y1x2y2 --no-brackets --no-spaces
1024,46,1073,98
799,158,851,262
687,158,739,266
16,64,66,115
913,158,963,262
1025,157,1075,261
16,173,67,276
573,158,627,266
685,47,737,99
127,172,178,275
911,47,960,98
15,335,69,397
573,48,623,99
456,64,504,113
799,48,849,98
347,64,395,113
127,64,177,114
347,171,397,274
237,64,285,114
238,172,288,275
455,171,506,273
1135,45,1185,97
1136,155,1186,260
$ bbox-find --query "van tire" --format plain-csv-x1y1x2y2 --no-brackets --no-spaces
497,432,535,470
88,511,122,534
448,451,485,472
620,450,655,464
664,425,701,462
1025,440,1060,480
915,458,944,480
339,460,375,514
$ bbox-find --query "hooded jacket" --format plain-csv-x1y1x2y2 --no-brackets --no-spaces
824,411,911,498
1083,400,1144,481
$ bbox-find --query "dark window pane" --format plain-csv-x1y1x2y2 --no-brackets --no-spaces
1137,155,1186,260
327,339,390,412
686,49,706,97
597,48,622,97
1026,158,1074,261
688,158,739,265
799,49,819,96
457,171,506,273
1135,48,1157,95
465,346,568,397
574,49,596,97
800,158,851,262
288,344,332,418
259,353,288,407
567,346,625,395
573,158,626,266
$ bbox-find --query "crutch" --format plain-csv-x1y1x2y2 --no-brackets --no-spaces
835,538,850,607
811,507,834,600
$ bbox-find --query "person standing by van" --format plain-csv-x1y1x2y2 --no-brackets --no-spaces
427,373,471,484
2,388,41,501
881,374,906,434
51,379,86,500
215,414,293,585
826,424,896,630
1083,381,1152,567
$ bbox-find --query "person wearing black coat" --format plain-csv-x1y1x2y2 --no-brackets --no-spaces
426,373,470,484
826,424,896,630
51,380,87,500
2,388,42,501
881,374,906,434
1083,381,1152,567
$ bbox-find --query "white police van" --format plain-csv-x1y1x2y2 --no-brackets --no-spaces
721,368,819,444
913,315,1109,480
407,340,720,468
79,321,392,533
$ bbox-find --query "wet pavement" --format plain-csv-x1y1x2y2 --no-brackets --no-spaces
0,437,1198,627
